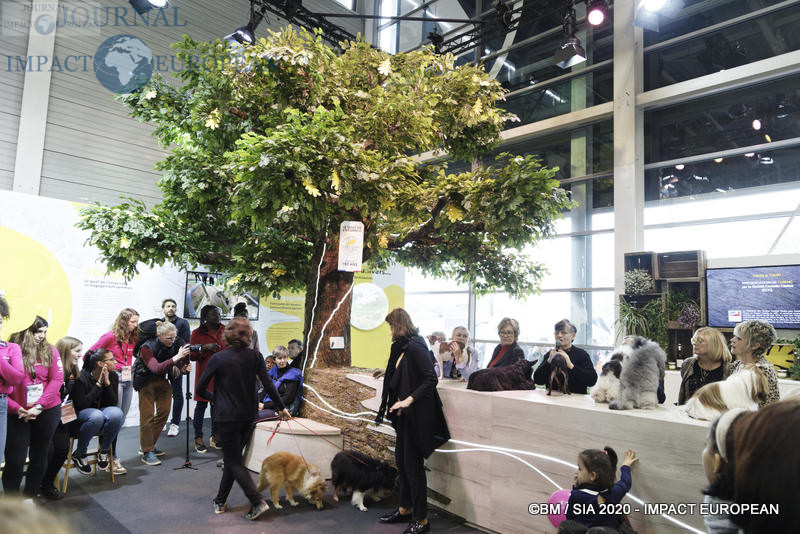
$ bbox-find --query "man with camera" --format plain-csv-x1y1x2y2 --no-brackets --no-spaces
189,305,227,453
160,298,191,437
135,321,191,466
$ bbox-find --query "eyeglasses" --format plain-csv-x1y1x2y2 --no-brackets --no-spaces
499,330,515,336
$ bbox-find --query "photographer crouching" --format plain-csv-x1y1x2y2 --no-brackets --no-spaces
134,321,191,466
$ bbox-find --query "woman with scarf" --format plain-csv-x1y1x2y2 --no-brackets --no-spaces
258,345,303,419
376,308,450,534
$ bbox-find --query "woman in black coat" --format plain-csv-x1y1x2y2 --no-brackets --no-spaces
376,308,450,534
486,317,525,368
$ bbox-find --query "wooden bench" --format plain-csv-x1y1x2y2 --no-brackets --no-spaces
244,417,343,479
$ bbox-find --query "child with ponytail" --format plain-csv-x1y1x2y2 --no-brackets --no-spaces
566,446,638,528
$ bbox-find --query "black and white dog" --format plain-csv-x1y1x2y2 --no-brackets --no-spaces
330,450,397,512
590,354,623,403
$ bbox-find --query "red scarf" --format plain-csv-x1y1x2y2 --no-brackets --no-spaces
488,345,511,368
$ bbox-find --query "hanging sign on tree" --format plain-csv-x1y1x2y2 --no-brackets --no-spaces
338,221,364,272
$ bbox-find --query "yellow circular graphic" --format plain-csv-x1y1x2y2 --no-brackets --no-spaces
0,228,72,342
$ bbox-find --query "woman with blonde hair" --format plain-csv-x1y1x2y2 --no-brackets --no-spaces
677,327,733,405
89,307,139,474
3,317,63,497
730,320,779,406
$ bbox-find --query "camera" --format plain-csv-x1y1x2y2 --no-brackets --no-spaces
187,344,203,352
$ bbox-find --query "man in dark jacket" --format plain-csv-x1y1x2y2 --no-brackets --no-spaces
161,298,190,437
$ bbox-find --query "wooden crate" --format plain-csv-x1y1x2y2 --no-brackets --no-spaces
655,250,705,280
621,292,666,311
666,279,707,327
624,251,655,277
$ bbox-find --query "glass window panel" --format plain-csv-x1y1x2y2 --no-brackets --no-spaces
644,181,800,225
406,267,469,292
475,290,614,347
379,22,399,53
644,217,791,257
489,120,613,181
644,4,800,90
643,0,790,47
591,232,614,288
500,64,613,127
644,145,800,202
644,73,800,163
333,0,355,10
769,215,800,255
404,291,469,336
591,208,614,231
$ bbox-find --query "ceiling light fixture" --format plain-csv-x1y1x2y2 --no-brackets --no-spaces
129,0,168,14
713,158,723,163
555,6,586,69
225,1,265,47
675,164,685,170
751,118,762,130
744,152,755,158
758,154,774,165
586,0,608,26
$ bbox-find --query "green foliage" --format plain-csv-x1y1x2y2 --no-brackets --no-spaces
776,335,800,380
616,299,668,349
78,28,573,298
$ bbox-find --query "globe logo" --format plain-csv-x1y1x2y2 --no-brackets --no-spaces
93,35,153,94
34,14,56,35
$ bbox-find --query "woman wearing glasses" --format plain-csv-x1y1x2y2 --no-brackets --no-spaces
486,317,525,369
677,327,732,405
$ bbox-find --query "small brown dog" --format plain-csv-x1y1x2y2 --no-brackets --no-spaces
256,452,326,510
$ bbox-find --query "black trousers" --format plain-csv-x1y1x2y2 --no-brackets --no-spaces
169,373,183,426
42,422,71,490
214,420,260,506
2,406,61,496
395,417,428,522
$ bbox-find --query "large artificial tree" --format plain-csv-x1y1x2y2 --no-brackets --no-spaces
78,28,573,367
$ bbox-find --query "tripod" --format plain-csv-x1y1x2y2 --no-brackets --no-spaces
174,370,197,471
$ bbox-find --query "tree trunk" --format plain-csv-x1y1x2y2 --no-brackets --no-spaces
302,236,353,368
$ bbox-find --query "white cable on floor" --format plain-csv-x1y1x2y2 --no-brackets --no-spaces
302,235,326,376
434,447,562,489
303,383,376,417
308,284,354,369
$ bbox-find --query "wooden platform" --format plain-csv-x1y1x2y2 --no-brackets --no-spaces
426,381,710,534
243,418,343,479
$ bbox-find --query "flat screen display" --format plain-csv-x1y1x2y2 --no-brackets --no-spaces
184,270,259,321
706,265,800,329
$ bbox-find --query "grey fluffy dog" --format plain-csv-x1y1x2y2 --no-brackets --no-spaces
609,336,666,410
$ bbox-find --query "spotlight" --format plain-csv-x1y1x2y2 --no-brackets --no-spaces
751,118,762,130
586,0,608,26
765,134,772,143
744,152,755,158
714,158,723,163
758,154,774,165
555,8,586,69
129,0,168,15
675,164,685,170
427,30,444,54
225,23,256,46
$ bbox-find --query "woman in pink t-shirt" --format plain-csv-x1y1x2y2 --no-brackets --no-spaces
89,307,138,475
0,296,25,469
3,316,63,497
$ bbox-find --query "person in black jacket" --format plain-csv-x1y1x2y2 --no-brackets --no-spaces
376,308,450,534
197,317,290,521
486,317,525,369
533,319,598,394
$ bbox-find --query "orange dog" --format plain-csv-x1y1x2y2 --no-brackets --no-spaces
256,452,326,510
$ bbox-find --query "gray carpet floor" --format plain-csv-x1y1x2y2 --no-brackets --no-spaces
45,422,482,534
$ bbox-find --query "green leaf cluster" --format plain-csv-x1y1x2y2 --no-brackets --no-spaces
78,28,573,297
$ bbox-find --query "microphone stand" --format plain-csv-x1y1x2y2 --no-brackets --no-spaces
174,369,197,471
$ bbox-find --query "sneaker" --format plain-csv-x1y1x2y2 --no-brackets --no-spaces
194,437,208,454
141,451,162,466
40,484,64,500
73,454,92,475
209,435,221,450
97,451,110,471
167,423,180,437
138,447,165,457
245,500,269,521
112,458,127,475
213,500,226,514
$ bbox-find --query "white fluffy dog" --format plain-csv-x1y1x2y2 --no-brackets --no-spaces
609,336,666,410
681,365,767,421
590,356,622,403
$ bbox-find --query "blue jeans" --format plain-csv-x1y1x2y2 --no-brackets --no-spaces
0,395,7,467
76,407,125,456
169,373,184,425
114,378,133,459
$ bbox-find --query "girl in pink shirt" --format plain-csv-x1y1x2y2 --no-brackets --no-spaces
0,296,25,468
89,307,139,475
2,316,63,497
